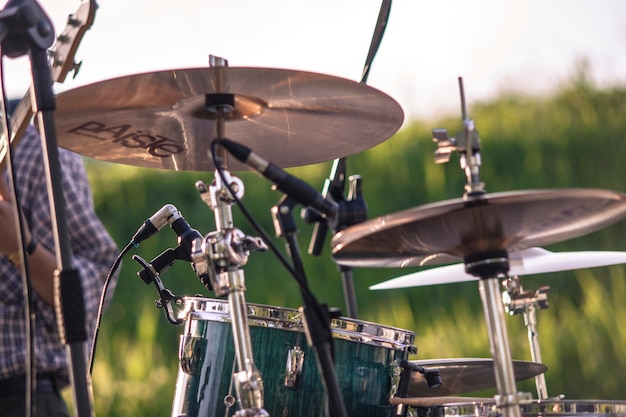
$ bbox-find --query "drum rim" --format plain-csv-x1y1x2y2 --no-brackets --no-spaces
178,296,416,351
431,399,626,414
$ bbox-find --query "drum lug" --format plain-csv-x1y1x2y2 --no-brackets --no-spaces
179,333,206,375
284,346,305,388
389,361,404,398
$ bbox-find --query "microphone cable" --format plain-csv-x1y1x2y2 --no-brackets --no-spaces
210,140,320,309
88,241,134,374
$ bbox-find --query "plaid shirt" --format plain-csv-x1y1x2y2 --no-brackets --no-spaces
1,126,119,383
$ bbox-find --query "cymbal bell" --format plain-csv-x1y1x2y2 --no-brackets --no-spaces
331,189,626,268
406,358,547,397
371,248,626,289
53,67,404,171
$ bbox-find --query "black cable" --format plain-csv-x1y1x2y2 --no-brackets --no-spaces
88,241,134,374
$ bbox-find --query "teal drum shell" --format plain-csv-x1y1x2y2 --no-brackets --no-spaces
413,400,626,417
170,297,416,417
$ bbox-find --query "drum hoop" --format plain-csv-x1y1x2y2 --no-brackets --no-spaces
437,399,626,415
179,296,415,351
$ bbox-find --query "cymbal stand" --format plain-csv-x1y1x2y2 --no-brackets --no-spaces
433,78,530,417
192,172,269,417
502,277,550,399
190,55,268,417
465,256,528,417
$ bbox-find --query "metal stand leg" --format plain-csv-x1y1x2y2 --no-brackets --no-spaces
466,252,530,417
503,277,550,399
524,305,549,399
479,277,524,417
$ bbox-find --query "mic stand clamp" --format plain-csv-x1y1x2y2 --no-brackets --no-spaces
302,168,367,318
272,195,348,417
191,173,268,417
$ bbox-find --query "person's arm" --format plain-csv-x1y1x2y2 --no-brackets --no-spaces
0,161,97,307
2,126,119,321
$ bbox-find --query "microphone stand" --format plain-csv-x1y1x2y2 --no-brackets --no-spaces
303,0,391,319
0,2,93,416
272,195,348,417
304,158,367,318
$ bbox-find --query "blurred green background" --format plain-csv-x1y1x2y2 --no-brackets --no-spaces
78,69,626,415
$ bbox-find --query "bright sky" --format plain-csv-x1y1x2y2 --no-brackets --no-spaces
2,0,625,122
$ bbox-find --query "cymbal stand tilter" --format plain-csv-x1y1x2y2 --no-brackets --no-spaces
432,78,530,417
190,55,269,417
502,277,550,400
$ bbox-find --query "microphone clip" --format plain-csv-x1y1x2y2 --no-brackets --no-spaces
132,254,183,325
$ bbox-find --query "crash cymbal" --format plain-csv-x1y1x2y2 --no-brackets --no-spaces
331,189,626,268
371,248,626,289
53,67,404,171
406,358,547,397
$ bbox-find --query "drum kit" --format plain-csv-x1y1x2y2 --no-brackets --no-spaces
1,1,623,417
50,55,626,417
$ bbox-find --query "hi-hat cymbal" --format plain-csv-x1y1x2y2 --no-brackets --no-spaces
53,67,404,171
371,248,626,289
406,358,547,397
331,189,626,268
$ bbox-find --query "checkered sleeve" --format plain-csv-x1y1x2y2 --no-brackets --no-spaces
0,126,119,369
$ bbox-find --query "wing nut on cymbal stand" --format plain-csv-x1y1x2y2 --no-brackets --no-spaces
432,77,485,197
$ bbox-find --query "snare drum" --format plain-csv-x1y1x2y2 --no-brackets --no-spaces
170,297,416,417
409,399,626,417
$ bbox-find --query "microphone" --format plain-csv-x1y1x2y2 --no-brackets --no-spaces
131,203,202,261
131,204,183,244
134,206,203,282
216,139,338,219
170,216,203,263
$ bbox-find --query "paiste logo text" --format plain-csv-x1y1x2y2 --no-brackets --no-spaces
68,121,184,158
